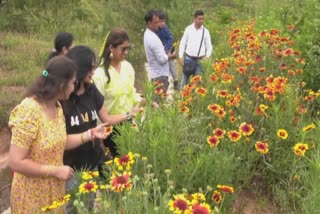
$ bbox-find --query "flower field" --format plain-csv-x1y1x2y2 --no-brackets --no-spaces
42,20,320,213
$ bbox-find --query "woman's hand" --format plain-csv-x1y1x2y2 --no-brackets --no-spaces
93,123,109,139
51,165,74,181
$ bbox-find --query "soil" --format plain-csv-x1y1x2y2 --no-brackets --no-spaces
0,127,11,213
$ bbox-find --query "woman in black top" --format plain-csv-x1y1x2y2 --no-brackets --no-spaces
61,46,134,171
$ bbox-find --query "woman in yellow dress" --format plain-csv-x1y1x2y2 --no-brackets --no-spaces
93,28,145,157
8,56,107,213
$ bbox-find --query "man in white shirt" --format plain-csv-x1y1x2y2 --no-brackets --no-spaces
144,10,176,94
179,10,213,89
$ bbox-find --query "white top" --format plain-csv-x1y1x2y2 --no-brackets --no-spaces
143,28,169,79
178,23,213,59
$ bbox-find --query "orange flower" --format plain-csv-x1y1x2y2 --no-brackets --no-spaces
191,203,212,214
180,106,190,113
207,104,220,112
104,126,113,136
191,75,202,83
195,87,207,96
217,90,229,98
217,184,234,193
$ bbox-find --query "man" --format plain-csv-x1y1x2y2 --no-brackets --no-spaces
155,10,179,90
144,10,176,94
179,10,213,89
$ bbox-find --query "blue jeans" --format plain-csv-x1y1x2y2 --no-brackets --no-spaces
180,56,202,89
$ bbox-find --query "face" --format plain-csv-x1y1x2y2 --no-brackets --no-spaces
83,61,96,83
60,75,76,100
111,40,130,62
194,15,204,28
148,15,159,32
62,41,75,55
158,19,166,28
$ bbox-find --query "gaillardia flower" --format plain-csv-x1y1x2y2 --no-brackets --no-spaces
82,171,99,180
255,141,269,154
277,129,288,139
212,190,222,204
303,123,316,132
191,203,212,214
293,143,309,157
79,181,98,194
207,135,220,148
239,122,255,136
168,194,190,213
227,130,241,142
114,152,135,171
217,184,234,193
110,171,132,192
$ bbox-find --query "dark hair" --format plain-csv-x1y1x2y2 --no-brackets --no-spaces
47,32,74,61
194,10,204,18
99,28,129,84
26,55,76,102
157,10,166,20
144,10,158,23
66,45,96,90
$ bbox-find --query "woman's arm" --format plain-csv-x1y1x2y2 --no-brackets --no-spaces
8,144,73,180
98,106,132,125
65,123,108,150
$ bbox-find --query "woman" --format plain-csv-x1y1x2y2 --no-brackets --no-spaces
47,32,74,61
93,28,144,156
8,56,107,213
62,45,134,172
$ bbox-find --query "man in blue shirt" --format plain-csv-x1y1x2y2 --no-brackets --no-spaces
155,10,179,90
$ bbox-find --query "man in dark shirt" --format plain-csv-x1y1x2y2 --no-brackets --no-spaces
155,10,179,90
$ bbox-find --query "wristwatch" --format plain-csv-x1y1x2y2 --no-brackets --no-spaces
126,111,132,122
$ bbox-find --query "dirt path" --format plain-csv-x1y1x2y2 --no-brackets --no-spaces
0,127,11,213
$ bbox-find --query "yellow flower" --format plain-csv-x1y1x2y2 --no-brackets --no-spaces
293,143,309,157
82,171,99,180
277,129,288,139
302,123,316,132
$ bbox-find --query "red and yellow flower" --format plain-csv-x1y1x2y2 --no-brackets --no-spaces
168,194,190,213
213,128,225,138
110,171,132,192
114,152,135,171
302,123,316,132
255,141,269,154
212,190,222,204
217,184,234,193
277,129,288,140
207,135,220,148
82,171,99,180
239,122,254,136
293,143,309,157
227,130,241,142
79,181,98,194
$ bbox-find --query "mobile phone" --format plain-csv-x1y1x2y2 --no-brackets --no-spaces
170,46,175,53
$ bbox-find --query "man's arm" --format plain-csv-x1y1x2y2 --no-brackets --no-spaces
205,29,213,58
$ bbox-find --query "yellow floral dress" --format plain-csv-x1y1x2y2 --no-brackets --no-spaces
9,97,67,214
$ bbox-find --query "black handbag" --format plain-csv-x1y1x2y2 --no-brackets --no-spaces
183,28,205,76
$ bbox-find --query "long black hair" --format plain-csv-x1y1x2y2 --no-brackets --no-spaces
26,55,77,102
66,45,96,91
47,32,74,61
99,28,129,84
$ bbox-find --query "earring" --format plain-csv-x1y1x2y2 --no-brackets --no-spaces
109,52,113,59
